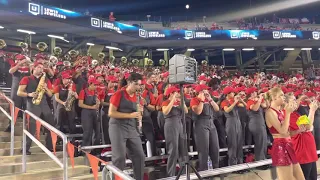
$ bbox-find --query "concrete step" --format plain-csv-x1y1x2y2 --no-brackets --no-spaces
0,152,64,164
0,146,43,156
0,166,91,180
0,125,22,132
0,130,23,136
0,135,45,142
0,121,23,129
0,157,85,175
0,140,45,149
69,172,102,180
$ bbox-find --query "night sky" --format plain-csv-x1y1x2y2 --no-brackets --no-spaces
36,0,320,20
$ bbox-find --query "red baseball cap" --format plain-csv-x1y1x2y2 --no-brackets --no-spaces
245,87,257,95
198,75,208,81
61,73,72,79
305,92,316,98
195,84,209,93
161,72,169,78
223,87,235,95
33,61,43,67
88,77,99,85
106,75,118,83
165,86,180,96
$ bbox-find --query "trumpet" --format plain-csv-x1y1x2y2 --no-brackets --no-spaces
64,54,71,61
213,65,217,69
0,39,6,49
91,59,99,68
146,59,153,66
201,60,208,66
220,65,225,69
48,56,58,67
37,42,48,52
132,59,140,66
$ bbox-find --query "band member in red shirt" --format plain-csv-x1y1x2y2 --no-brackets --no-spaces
288,93,318,180
162,86,188,176
108,72,145,180
78,77,101,147
265,87,304,180
5,55,30,132
54,72,78,134
246,87,268,161
17,62,54,155
190,84,220,170
220,87,243,166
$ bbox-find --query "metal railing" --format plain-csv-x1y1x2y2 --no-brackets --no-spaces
102,164,135,180
0,92,15,156
22,110,68,180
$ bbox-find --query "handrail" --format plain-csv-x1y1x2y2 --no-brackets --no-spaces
0,92,15,156
22,110,68,180
102,164,135,180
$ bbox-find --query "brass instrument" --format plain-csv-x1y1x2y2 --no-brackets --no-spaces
201,60,208,66
98,52,105,60
64,54,71,61
213,65,217,69
159,59,166,66
53,47,63,57
65,82,76,111
63,61,71,67
121,56,127,64
146,59,153,66
49,55,58,67
32,73,46,105
20,42,29,54
221,65,225,69
68,50,79,59
91,59,99,68
0,39,6,49
109,56,115,64
37,42,48,52
132,59,140,66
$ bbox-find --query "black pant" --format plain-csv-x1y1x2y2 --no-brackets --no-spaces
101,111,111,144
300,162,317,180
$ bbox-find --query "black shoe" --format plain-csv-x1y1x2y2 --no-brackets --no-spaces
256,165,271,170
20,150,31,155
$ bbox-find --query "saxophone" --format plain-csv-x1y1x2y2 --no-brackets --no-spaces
32,73,46,105
65,82,75,111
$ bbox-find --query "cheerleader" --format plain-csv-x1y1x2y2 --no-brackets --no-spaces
246,87,268,161
265,87,304,180
190,84,220,170
162,86,188,177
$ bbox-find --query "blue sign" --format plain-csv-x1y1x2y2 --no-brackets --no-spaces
28,2,82,20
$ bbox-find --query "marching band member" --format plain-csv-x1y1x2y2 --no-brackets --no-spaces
236,86,251,145
220,87,243,166
190,84,220,170
265,87,304,180
6,55,30,131
101,75,118,144
140,79,157,156
288,93,318,180
54,72,78,134
108,72,145,180
78,77,102,147
17,62,54,155
162,86,188,176
246,87,268,161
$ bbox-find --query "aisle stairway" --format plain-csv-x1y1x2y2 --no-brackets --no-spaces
0,95,102,180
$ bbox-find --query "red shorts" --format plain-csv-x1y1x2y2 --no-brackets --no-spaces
271,138,298,166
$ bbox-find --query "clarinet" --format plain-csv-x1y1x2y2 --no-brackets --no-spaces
136,89,143,135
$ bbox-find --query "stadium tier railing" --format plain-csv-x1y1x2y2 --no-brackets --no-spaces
0,92,15,156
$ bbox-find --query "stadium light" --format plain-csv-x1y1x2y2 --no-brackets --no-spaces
283,48,295,51
86,43,95,46
187,48,195,51
156,48,169,51
242,48,254,51
105,46,122,51
17,29,36,34
0,26,4,29
48,34,65,39
223,48,235,51
301,48,312,50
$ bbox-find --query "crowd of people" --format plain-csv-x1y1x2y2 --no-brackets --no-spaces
2,43,320,180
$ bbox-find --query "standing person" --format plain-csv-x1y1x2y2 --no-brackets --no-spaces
190,84,220,170
220,87,243,166
78,77,102,147
54,72,78,134
236,87,251,145
246,87,268,161
288,93,318,180
162,86,188,177
17,62,54,155
265,87,305,180
5,55,30,132
108,72,145,180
